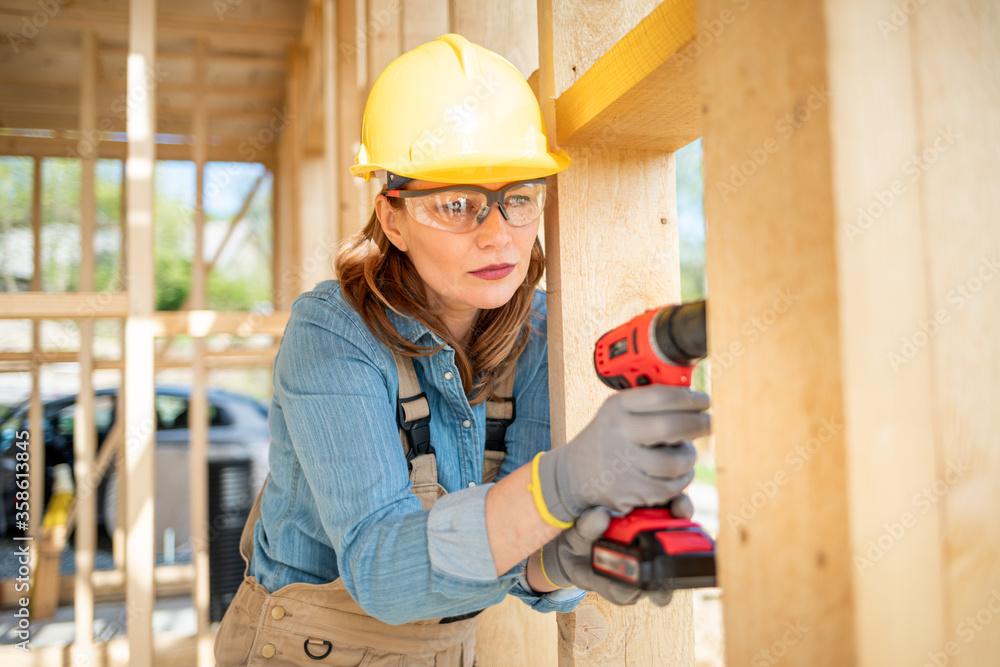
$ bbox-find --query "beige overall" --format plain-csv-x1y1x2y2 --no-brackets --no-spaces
214,351,514,666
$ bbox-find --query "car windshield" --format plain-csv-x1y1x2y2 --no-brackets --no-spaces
0,412,24,455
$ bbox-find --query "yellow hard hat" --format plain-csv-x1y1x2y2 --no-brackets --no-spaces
351,33,570,184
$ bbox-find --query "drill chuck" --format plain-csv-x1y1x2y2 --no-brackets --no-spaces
653,300,707,366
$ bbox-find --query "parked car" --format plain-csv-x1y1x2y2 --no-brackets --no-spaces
0,385,270,547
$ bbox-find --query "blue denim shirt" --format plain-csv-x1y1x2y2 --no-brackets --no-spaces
249,279,586,625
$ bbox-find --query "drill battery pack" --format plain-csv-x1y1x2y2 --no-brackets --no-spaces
591,508,717,591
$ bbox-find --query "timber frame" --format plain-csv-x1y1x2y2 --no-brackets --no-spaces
0,0,997,665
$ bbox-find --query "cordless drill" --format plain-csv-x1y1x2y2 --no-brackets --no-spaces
590,299,717,591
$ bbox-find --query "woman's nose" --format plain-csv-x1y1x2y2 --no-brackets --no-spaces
476,204,512,247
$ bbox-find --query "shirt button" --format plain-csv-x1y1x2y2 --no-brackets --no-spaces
271,606,285,620
261,644,276,658
468,482,476,487
444,371,454,380
462,419,471,428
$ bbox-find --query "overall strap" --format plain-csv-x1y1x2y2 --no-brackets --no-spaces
392,350,434,468
484,367,516,453
393,351,516,483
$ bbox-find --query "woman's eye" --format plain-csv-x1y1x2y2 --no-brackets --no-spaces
505,195,531,207
436,198,469,216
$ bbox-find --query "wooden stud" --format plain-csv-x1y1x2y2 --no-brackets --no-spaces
289,45,304,299
115,157,127,571
124,0,157,662
451,0,537,78
28,157,44,543
401,0,448,51
697,0,1000,664
541,0,695,663
70,26,98,657
338,0,368,238
364,0,403,210
908,3,1000,662
190,36,213,667
323,0,340,244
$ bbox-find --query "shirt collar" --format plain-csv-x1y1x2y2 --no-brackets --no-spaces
385,305,448,348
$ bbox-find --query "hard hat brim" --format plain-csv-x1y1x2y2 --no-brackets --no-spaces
351,149,571,184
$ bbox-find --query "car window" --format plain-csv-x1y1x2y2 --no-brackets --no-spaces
0,413,24,454
53,395,116,436
155,394,229,429
155,395,187,429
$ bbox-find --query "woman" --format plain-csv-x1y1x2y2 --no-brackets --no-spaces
215,34,710,666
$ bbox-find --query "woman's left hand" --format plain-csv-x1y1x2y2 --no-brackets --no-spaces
537,497,694,607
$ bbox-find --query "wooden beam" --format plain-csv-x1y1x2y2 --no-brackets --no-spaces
363,0,403,211
0,135,276,163
72,27,98,662
151,311,290,337
124,0,157,661
0,292,129,319
451,0,537,78
28,157,44,541
190,36,213,667
323,0,340,243
402,0,447,51
699,0,1000,664
282,44,303,308
554,0,699,152
541,0,694,663
338,0,367,238
548,153,694,665
0,345,282,367
1,564,196,610
908,3,1000,661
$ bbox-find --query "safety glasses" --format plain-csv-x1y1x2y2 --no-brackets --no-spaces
384,179,547,233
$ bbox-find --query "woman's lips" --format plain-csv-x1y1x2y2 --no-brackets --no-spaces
470,264,516,280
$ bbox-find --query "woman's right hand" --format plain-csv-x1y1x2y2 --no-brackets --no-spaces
536,384,711,523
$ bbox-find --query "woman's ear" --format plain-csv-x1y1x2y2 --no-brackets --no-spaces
375,194,409,252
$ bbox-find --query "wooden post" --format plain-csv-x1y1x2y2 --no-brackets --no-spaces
540,0,701,663
190,37,213,667
364,0,403,209
323,0,340,246
451,0,537,77
402,0,448,51
288,45,304,300
338,0,368,238
699,0,1000,664
29,157,44,543
71,27,98,657
115,158,127,570
124,0,158,662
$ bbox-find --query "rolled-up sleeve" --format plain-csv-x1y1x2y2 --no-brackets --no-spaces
509,572,587,613
274,295,521,625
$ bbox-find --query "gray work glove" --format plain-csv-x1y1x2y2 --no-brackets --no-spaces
538,496,695,607
537,384,710,523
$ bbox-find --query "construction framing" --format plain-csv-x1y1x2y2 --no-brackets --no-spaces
0,0,996,665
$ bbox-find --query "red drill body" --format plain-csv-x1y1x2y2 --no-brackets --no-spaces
591,300,717,591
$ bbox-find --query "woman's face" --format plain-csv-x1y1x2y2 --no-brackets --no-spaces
375,178,540,327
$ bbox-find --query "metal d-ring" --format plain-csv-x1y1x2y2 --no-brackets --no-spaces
303,637,333,660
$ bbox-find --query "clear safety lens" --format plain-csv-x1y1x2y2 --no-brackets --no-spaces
404,182,545,232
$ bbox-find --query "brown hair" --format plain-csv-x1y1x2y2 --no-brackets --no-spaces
335,197,545,406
